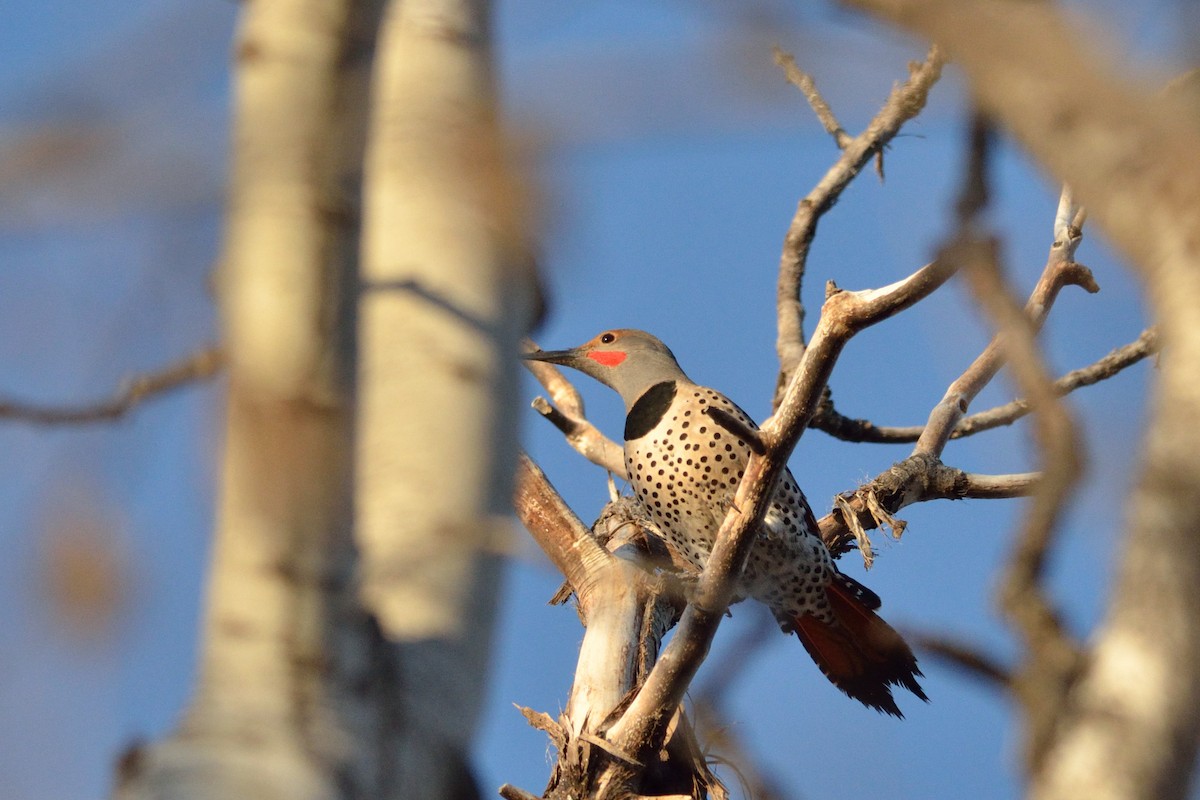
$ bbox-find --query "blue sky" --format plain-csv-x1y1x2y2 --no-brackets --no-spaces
0,2,1187,798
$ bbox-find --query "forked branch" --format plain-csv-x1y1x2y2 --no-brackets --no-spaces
821,168,1097,559
811,327,1158,444
774,45,945,402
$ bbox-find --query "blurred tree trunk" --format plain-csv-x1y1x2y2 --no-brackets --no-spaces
113,0,377,797
357,0,535,797
114,0,532,798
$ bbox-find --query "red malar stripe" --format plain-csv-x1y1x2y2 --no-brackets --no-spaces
588,351,627,366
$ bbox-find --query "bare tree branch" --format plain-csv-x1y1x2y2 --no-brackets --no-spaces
513,452,611,607
911,632,1012,688
811,327,1159,443
514,475,720,799
774,45,945,404
772,46,851,149
819,155,1097,559
0,346,222,425
951,327,1155,436
519,12,1197,798
961,471,1041,499
817,455,1040,556
912,229,1096,456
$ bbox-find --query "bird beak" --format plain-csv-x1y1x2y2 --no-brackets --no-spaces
522,348,584,367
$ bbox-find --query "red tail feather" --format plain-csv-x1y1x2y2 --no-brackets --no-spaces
791,574,927,717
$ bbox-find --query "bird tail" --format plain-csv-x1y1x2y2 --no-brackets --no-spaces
790,573,927,717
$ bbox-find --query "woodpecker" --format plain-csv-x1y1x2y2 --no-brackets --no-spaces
526,328,926,716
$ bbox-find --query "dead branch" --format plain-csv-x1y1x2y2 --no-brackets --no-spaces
0,346,222,424
514,455,723,799
952,327,1154,436
514,452,612,606
774,45,944,403
772,47,851,149
911,632,1012,688
818,455,1040,555
821,147,1096,558
841,0,1200,290
811,327,1159,443
913,222,1096,456
516,444,778,799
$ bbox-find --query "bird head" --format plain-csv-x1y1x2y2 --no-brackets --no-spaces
523,328,689,409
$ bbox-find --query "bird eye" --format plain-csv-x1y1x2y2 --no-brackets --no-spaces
600,332,616,344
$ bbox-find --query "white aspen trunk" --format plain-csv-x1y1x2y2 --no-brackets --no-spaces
357,0,535,797
113,0,381,797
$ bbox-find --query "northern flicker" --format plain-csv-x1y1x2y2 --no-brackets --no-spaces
526,328,926,716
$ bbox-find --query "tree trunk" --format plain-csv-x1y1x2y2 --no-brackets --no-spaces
114,0,376,796
114,0,534,797
355,0,536,797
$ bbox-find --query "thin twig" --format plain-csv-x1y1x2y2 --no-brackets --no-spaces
772,47,851,148
0,346,223,425
912,216,1097,457
911,632,1012,687
815,130,1097,562
810,327,1159,443
951,327,1152,436
774,45,945,408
